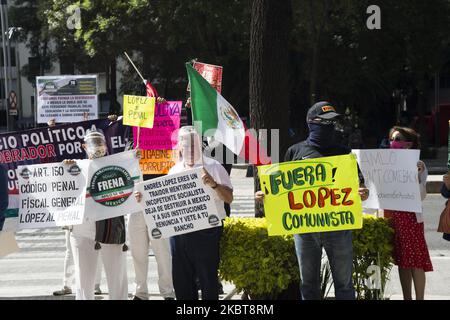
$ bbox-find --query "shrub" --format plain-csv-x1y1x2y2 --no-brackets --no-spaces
219,218,299,299
352,215,395,300
219,216,394,300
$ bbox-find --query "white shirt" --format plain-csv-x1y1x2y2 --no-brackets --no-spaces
168,156,233,220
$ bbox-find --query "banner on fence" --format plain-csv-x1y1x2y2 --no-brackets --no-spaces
258,154,363,236
353,149,421,212
37,75,98,123
136,167,221,239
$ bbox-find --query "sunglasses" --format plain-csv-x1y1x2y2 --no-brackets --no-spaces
389,136,404,142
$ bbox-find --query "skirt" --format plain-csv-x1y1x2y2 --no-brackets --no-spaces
384,210,433,272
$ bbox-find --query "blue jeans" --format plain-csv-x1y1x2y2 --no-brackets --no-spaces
294,230,355,300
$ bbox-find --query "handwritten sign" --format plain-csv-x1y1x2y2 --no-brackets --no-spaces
133,101,181,150
139,150,179,175
258,154,363,236
18,161,90,229
353,149,421,212
136,167,221,239
123,95,155,128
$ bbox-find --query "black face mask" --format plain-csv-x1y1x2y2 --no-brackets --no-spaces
306,122,336,148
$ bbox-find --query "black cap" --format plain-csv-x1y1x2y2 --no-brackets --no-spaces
306,101,341,122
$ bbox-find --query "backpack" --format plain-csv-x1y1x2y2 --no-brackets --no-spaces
95,216,128,251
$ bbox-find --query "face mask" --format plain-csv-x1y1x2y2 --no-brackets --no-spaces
86,145,107,158
306,122,337,148
390,140,410,149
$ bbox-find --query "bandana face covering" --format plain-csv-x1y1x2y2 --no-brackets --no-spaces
306,122,337,148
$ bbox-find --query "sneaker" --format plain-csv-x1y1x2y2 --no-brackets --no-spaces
53,286,72,296
94,286,102,295
132,296,142,300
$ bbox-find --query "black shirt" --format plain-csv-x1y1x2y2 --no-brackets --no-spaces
284,140,365,185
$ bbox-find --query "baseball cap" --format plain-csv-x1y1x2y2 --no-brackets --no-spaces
306,101,341,122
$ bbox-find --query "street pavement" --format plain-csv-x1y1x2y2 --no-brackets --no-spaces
0,168,449,300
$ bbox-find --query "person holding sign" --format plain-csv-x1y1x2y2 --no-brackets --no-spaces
256,102,369,300
135,126,233,300
65,129,129,300
0,165,8,231
383,126,432,300
441,174,450,242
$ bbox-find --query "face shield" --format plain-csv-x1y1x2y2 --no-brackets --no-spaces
84,129,108,159
178,126,202,167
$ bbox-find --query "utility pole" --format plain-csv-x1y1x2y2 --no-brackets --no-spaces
0,2,8,132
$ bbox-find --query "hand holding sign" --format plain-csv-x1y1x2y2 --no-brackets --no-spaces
202,168,217,188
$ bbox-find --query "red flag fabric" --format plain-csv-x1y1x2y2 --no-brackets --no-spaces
145,80,158,98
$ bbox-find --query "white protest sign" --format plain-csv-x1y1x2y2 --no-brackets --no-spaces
0,231,19,257
353,149,422,212
136,167,221,240
85,150,142,221
36,75,98,123
18,161,90,229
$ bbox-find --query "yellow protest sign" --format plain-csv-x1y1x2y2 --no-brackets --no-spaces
258,154,363,236
123,95,155,128
139,150,178,174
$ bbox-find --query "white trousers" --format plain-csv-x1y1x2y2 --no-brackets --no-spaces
63,229,75,288
128,212,174,299
63,230,103,289
70,235,128,300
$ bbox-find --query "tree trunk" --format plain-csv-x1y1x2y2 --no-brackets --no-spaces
249,0,292,217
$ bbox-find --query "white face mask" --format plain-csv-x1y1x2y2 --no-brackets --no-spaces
180,133,202,166
87,147,107,159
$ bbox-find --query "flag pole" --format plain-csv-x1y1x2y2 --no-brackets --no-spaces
124,52,145,83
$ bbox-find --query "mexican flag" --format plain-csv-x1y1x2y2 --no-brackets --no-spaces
144,80,158,98
186,63,271,165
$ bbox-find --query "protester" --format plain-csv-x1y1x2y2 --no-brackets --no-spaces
440,174,450,242
136,126,233,300
256,101,369,300
0,164,8,231
383,126,432,300
64,128,129,300
109,107,176,301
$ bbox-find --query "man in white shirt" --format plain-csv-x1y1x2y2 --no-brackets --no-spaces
165,126,233,300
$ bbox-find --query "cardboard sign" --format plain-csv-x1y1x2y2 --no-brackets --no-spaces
258,154,363,236
18,161,90,229
133,101,181,150
85,150,142,221
139,150,179,175
123,95,155,128
136,167,221,239
353,149,422,212
36,75,98,123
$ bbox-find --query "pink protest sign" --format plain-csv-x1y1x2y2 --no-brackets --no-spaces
133,101,181,150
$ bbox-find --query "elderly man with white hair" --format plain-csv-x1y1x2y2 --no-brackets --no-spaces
136,126,233,300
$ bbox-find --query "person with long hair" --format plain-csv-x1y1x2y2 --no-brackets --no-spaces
384,126,432,300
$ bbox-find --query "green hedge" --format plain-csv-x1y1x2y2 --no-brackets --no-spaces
219,216,394,300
